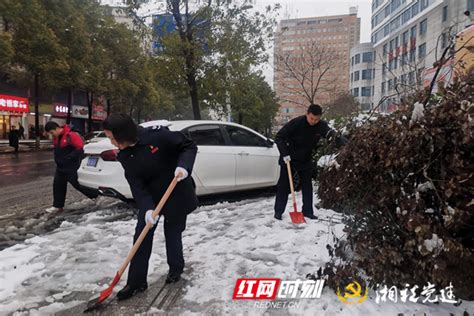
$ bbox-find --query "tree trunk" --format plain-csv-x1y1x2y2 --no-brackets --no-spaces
170,0,201,120
34,73,40,148
66,88,73,124
106,98,111,116
87,91,93,133
238,112,243,124
188,71,201,120
137,108,141,123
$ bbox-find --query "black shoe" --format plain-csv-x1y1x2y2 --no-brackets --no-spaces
274,213,283,220
166,273,181,284
117,282,148,300
303,213,318,220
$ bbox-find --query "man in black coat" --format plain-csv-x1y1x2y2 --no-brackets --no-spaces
103,113,198,300
274,104,347,220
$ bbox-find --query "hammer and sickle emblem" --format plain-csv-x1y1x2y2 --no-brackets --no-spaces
344,281,362,298
336,280,368,304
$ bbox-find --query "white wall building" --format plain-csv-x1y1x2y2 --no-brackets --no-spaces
370,0,473,112
349,42,376,111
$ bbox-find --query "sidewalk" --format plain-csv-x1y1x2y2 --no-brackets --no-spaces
0,140,53,154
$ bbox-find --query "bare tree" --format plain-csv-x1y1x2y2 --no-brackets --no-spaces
324,92,360,119
275,40,343,110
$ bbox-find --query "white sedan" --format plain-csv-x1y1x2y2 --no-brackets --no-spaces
78,120,280,200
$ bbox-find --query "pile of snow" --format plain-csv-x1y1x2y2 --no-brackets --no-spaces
317,154,340,170
0,194,472,315
410,102,425,126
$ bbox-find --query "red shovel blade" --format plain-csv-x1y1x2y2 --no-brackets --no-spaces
290,211,306,224
84,271,121,312
289,202,305,224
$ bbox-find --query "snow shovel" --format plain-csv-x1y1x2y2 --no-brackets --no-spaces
286,160,306,224
85,176,179,312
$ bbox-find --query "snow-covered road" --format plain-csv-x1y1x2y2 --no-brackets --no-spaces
0,194,472,315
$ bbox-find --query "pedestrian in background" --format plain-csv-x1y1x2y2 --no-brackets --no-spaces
44,121,98,213
18,123,25,139
8,126,19,153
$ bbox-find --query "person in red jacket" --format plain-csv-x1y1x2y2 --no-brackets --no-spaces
45,121,98,213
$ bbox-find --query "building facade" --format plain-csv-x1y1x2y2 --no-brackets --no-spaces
371,0,472,112
349,42,376,111
273,9,361,128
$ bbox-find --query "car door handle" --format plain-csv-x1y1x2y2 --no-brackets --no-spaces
238,152,249,156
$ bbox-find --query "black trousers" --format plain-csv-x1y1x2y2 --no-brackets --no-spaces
127,212,187,287
274,164,314,216
53,169,99,208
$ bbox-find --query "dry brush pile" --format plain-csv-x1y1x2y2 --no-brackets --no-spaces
318,77,474,300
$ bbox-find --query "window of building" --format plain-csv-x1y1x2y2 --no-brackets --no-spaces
384,24,390,37
389,39,395,51
412,1,420,16
394,58,398,69
354,71,360,81
418,43,426,58
382,81,386,93
402,30,409,44
409,47,416,62
385,5,391,17
402,8,411,24
390,16,401,32
420,0,429,10
388,79,393,91
353,87,359,97
351,56,354,66
351,73,354,82
401,52,408,66
419,19,428,36
362,52,373,62
395,36,399,48
469,0,474,12
383,43,389,56
355,54,361,64
409,71,415,84
410,25,417,39
442,5,448,22
382,63,387,75
401,74,407,84
390,0,402,13
362,69,372,80
441,33,448,49
361,87,372,97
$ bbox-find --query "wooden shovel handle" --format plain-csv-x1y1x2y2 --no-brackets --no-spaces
286,161,298,212
118,176,179,276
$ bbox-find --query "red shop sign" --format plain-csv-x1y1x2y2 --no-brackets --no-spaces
0,94,29,113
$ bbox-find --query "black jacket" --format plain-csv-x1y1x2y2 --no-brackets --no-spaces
275,116,346,170
8,130,19,148
117,126,198,221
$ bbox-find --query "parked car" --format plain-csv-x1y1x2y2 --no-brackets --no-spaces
84,131,107,144
77,120,280,200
